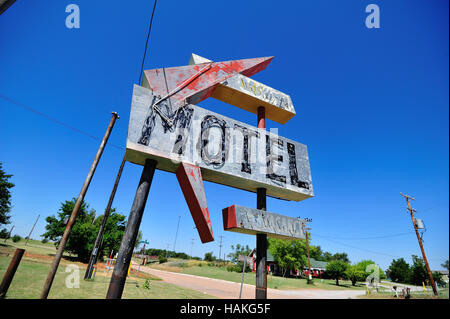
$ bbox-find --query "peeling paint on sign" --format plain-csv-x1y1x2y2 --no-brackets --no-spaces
125,85,313,202
222,205,306,240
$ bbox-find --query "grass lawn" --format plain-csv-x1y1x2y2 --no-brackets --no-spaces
149,260,366,291
358,288,449,299
0,241,215,299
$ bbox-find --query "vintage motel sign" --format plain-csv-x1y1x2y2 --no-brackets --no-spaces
125,84,313,201
222,205,306,240
125,56,313,243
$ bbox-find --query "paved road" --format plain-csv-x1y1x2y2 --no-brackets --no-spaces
132,265,366,299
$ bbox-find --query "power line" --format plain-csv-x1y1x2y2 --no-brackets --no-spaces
138,0,158,86
315,235,401,258
311,231,416,241
312,231,447,263
0,93,124,150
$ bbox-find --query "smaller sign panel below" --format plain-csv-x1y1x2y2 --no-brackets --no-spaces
222,205,306,240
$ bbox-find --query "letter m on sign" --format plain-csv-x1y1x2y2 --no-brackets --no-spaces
176,163,214,243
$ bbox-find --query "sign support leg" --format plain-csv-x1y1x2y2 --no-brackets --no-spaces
256,106,267,299
85,156,126,280
106,158,157,299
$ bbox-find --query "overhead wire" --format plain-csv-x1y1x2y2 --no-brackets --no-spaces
138,0,158,86
0,93,124,150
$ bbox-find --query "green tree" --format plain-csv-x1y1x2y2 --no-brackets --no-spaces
268,238,307,277
227,244,252,263
134,230,143,250
322,252,333,261
410,255,428,286
432,271,446,287
326,260,349,286
0,228,9,239
204,252,216,262
441,260,449,272
356,259,386,281
0,162,14,226
11,234,21,242
42,198,126,262
386,258,411,284
345,265,366,286
331,252,350,263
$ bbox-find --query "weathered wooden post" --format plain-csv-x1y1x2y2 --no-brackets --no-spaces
0,248,25,298
40,112,119,299
85,157,126,279
106,158,157,299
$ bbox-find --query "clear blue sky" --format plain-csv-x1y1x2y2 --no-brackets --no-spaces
0,0,448,271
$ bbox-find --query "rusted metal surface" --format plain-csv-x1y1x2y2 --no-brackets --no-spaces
142,56,273,112
175,162,213,243
222,205,306,240
125,85,313,202
189,54,296,124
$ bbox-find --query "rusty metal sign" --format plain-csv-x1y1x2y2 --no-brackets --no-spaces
176,162,214,243
189,54,296,124
125,84,313,201
222,205,306,240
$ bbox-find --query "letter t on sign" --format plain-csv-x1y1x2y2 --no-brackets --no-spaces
176,163,214,243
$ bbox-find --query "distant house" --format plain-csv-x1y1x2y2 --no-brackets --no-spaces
249,251,328,278
303,258,328,278
248,250,276,273
432,270,449,283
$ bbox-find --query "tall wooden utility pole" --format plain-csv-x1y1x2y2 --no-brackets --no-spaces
256,106,267,299
302,218,312,284
25,214,40,246
4,226,14,243
85,156,126,279
218,235,224,262
401,193,438,296
40,112,119,299
173,215,181,252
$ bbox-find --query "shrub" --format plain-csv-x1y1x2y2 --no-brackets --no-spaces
226,263,250,273
12,235,21,242
143,279,150,290
41,238,49,244
204,252,216,262
158,256,168,264
0,228,10,239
